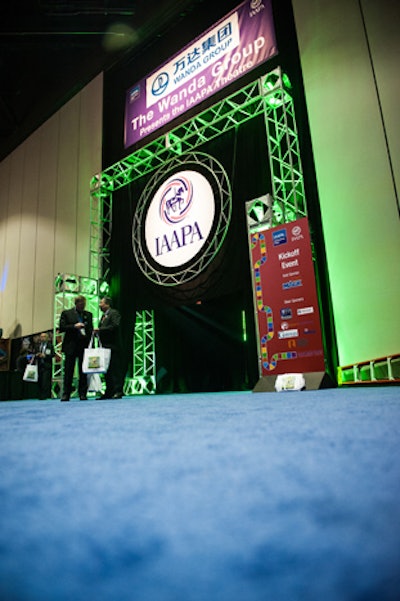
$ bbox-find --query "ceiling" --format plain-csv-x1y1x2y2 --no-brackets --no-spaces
0,0,209,162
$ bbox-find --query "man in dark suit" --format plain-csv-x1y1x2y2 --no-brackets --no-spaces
59,295,93,401
34,331,55,400
95,296,124,399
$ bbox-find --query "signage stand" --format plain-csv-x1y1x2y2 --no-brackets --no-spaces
246,199,334,392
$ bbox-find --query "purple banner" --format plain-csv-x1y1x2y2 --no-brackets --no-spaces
124,0,277,149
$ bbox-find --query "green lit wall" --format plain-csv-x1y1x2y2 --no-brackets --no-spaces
291,0,400,366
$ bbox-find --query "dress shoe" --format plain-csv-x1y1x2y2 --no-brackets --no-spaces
112,392,123,399
61,395,70,402
79,396,87,401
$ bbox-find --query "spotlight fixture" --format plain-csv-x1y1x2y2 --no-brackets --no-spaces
99,280,110,296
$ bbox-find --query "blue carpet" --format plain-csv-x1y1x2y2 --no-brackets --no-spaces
0,387,399,601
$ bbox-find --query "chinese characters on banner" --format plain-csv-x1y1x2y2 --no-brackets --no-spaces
250,218,326,376
124,0,277,148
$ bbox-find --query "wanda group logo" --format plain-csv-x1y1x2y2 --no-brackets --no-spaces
159,176,193,225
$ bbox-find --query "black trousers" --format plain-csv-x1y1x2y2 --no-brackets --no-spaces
38,363,52,399
63,348,87,398
104,348,124,397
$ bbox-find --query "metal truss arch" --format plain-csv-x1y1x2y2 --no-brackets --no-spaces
89,65,309,394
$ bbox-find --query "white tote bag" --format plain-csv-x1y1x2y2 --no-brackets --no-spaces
82,333,111,374
23,360,38,383
87,372,103,393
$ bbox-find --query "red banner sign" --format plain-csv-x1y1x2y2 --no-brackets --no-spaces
250,217,325,375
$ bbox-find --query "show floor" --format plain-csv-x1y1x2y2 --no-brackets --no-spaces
1,386,399,601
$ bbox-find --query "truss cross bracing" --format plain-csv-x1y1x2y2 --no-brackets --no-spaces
260,69,307,225
124,310,156,395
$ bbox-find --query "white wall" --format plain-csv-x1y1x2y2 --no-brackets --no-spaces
0,73,103,338
292,0,400,366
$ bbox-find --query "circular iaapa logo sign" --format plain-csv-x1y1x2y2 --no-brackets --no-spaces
132,152,231,286
145,170,214,268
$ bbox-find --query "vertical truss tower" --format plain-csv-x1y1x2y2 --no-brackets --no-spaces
53,275,99,398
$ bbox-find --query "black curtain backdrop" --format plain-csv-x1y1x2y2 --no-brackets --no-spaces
109,115,270,392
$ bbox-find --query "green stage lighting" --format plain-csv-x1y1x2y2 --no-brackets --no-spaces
61,274,79,293
241,310,247,343
99,280,110,296
262,68,292,108
80,277,97,295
